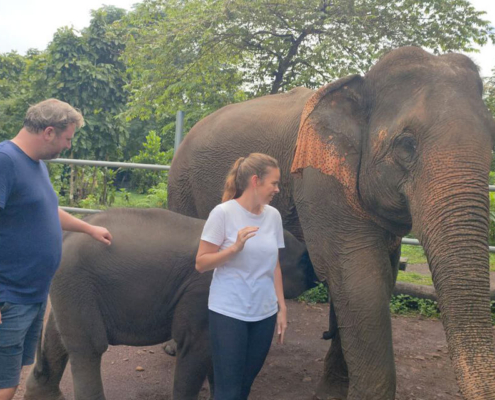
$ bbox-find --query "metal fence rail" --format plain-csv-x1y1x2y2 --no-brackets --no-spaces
61,206,103,214
401,238,495,254
49,158,495,253
47,158,170,171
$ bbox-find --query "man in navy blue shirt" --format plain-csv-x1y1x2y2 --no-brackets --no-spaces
0,99,112,400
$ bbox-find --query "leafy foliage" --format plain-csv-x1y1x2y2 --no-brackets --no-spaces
129,131,172,193
297,285,495,323
2,1,495,217
297,283,329,304
76,168,117,209
123,0,495,131
0,7,130,161
48,163,119,208
0,50,42,141
485,69,495,118
389,295,440,318
0,51,25,99
122,0,248,140
43,8,129,160
147,182,168,208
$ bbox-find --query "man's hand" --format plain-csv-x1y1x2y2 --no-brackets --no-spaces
88,225,112,245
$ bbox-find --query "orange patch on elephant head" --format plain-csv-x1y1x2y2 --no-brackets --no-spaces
291,109,367,219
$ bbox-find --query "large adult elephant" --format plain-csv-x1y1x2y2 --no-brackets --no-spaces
24,209,316,400
168,46,495,399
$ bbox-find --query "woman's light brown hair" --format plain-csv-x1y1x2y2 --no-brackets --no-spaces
222,153,279,202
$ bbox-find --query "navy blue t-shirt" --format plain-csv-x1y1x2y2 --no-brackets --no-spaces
0,141,62,304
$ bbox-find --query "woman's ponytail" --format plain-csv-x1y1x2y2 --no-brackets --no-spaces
222,157,245,202
221,153,278,203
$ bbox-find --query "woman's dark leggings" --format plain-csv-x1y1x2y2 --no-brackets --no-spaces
209,310,277,400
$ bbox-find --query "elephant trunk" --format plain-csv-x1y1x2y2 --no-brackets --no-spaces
411,149,495,399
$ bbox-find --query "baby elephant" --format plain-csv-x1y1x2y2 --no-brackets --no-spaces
25,208,317,400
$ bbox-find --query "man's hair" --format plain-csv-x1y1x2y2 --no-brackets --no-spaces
24,99,84,134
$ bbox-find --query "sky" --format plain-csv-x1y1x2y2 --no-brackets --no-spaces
0,0,494,76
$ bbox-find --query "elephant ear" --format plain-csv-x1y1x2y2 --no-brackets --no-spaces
291,75,366,198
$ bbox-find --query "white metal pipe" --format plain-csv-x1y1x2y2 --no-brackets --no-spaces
46,158,170,171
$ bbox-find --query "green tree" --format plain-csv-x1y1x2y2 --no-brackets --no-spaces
0,51,25,99
0,50,45,140
42,7,129,161
0,7,131,159
124,0,495,130
122,0,249,139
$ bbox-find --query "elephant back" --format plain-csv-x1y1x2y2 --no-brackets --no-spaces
168,87,313,239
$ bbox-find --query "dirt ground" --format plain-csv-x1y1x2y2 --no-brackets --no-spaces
14,296,477,400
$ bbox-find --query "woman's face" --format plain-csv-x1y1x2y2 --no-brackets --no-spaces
255,167,281,205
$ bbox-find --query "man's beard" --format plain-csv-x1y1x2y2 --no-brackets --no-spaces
42,151,61,160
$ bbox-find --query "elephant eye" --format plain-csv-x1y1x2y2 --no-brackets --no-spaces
394,134,417,164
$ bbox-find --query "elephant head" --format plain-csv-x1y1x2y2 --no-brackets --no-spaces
291,47,495,399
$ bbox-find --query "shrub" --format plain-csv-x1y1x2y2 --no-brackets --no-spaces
297,283,329,304
296,287,495,325
129,131,172,193
147,182,168,208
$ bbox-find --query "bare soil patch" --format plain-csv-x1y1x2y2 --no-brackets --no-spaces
14,299,473,400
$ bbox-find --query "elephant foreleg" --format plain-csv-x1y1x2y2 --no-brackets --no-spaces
330,243,397,400
315,330,349,400
173,334,212,400
172,291,212,400
24,311,68,400
69,352,105,400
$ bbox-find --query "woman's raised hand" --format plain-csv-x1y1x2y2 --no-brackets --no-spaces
232,226,259,253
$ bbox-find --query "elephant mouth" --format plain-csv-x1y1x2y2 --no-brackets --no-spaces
369,210,412,238
359,181,413,237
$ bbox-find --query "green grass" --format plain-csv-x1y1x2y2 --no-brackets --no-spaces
77,189,167,210
112,191,150,208
402,244,495,272
396,271,433,286
401,244,427,264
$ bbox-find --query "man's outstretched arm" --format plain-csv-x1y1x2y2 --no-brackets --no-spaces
58,208,112,245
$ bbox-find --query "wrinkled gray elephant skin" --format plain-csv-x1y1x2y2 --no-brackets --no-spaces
24,208,316,400
168,46,495,400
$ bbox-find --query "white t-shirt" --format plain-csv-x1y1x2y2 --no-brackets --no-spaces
201,199,285,321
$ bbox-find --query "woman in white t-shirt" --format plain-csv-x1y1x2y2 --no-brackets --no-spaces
195,153,287,400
